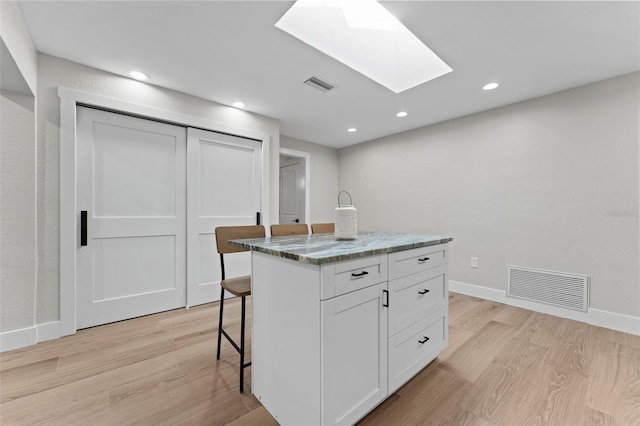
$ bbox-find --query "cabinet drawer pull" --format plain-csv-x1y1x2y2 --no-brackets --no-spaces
418,289,430,295
418,257,430,263
351,271,369,278
418,336,430,344
383,290,389,308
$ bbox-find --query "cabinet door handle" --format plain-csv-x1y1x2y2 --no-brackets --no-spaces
351,271,369,278
383,290,389,308
418,336,430,344
81,211,88,246
418,289,430,295
418,257,430,263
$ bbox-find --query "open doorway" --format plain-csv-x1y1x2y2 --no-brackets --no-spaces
279,148,310,225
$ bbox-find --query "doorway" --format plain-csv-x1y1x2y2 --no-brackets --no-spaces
75,106,263,329
59,88,271,336
279,148,310,225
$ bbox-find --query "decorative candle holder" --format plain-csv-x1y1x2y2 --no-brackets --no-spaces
335,191,357,240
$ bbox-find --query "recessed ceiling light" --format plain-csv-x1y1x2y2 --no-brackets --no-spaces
347,128,357,133
128,71,149,81
275,0,452,93
232,101,245,108
483,82,499,91
396,111,408,118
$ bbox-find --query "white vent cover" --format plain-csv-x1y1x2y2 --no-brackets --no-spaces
507,266,589,312
303,76,334,92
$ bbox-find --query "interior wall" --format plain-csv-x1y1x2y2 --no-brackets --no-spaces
36,54,280,324
0,0,38,94
280,135,339,224
339,72,640,318
0,2,38,335
0,91,36,332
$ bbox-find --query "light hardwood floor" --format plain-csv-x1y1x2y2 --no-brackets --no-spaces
1,293,639,425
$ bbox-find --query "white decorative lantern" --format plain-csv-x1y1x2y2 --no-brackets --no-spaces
335,191,357,240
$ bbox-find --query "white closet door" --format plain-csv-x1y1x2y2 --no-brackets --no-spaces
76,107,187,329
186,128,262,307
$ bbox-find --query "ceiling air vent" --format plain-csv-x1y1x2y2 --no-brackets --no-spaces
303,76,334,93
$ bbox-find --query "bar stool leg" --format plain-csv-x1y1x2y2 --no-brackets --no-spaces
216,287,225,360
240,295,247,393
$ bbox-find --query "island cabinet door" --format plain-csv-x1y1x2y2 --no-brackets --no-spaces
321,283,388,426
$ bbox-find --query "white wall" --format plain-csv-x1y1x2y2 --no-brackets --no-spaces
35,54,280,325
0,1,38,336
1,91,36,332
0,0,37,94
281,136,339,224
339,72,640,318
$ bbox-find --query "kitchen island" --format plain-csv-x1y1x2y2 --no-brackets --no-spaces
231,232,453,426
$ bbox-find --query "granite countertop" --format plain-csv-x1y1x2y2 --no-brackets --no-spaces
229,232,453,265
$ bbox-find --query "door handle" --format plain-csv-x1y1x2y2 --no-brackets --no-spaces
293,218,300,223
80,211,88,246
419,336,430,344
351,271,369,278
418,257,430,263
418,289,430,295
256,211,261,225
383,289,389,308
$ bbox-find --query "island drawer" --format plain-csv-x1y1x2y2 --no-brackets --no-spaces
388,244,447,281
388,307,447,393
388,265,447,336
320,254,387,300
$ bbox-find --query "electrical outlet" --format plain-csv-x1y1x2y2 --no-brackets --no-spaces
470,257,479,268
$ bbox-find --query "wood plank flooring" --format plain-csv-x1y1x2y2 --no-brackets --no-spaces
1,292,639,425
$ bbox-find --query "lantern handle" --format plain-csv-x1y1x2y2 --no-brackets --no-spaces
338,191,353,207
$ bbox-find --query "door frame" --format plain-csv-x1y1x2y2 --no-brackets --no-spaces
58,87,270,337
279,147,310,227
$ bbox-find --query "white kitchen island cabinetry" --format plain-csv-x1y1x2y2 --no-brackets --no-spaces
232,233,452,426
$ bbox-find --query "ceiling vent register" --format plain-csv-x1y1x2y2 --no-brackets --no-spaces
303,76,334,93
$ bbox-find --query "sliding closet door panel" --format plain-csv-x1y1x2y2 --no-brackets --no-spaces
76,107,187,329
187,128,262,307
92,123,178,217
199,141,258,217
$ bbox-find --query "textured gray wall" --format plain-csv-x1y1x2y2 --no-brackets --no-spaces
1,91,36,331
339,73,640,317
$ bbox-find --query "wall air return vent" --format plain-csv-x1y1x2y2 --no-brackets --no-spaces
507,266,589,312
303,76,334,93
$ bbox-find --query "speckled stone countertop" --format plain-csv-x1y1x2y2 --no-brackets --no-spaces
229,232,453,265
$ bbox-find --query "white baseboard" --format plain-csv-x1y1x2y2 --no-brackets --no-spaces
589,309,640,336
449,280,639,336
0,321,62,353
0,326,37,352
37,321,61,343
3,282,637,352
449,280,505,304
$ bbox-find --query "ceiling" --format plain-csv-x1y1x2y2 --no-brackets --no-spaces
18,1,640,149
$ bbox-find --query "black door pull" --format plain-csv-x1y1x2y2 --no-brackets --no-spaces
418,257,430,262
80,211,88,246
383,289,389,308
256,212,261,225
351,271,369,278
418,289,430,295
294,218,300,223
419,336,430,344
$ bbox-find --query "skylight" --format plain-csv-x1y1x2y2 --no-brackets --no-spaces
275,0,452,93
